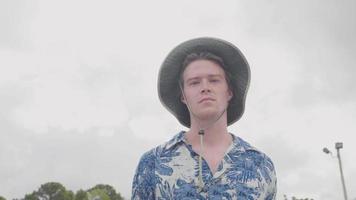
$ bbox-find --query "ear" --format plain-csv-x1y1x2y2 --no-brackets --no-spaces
227,89,233,101
180,94,187,104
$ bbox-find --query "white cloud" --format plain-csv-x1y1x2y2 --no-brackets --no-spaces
0,50,129,134
128,114,181,141
1,0,356,199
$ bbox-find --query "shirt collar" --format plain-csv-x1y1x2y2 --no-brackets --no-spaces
231,134,260,153
165,131,259,154
164,131,185,150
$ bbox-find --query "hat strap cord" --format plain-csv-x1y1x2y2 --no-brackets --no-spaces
198,131,204,189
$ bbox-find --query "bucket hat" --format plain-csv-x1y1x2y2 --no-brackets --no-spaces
158,37,250,127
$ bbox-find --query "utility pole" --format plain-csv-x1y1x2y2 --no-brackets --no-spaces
323,142,348,200
335,142,348,200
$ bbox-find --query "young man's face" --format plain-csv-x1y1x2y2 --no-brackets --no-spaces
181,59,233,121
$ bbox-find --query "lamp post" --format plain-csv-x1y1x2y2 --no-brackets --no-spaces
323,142,348,200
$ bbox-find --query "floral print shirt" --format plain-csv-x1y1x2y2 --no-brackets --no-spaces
132,131,277,200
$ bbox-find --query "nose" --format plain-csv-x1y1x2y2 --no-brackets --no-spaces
200,79,211,94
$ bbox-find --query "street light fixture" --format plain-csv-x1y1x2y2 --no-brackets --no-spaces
323,142,348,200
323,147,331,155
335,142,343,149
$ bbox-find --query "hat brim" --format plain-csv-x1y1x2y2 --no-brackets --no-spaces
158,37,250,127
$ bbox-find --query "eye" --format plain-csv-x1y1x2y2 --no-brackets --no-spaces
189,81,200,86
210,79,220,83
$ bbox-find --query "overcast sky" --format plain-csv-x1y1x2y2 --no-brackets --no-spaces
1,0,355,199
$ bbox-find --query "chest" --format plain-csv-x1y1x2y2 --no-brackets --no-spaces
153,147,270,200
202,148,227,174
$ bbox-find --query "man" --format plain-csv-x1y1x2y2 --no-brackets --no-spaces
132,37,277,199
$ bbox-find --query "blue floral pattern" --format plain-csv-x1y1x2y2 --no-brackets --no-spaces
132,131,277,199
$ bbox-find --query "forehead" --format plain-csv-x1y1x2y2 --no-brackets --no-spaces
182,59,226,80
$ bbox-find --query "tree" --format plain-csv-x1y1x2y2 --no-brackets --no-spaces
87,189,110,200
87,184,124,200
0,196,6,200
24,192,39,200
22,182,125,200
24,182,73,200
284,195,314,200
37,182,73,200
74,190,88,200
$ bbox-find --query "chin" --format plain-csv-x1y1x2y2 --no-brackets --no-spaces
196,109,221,120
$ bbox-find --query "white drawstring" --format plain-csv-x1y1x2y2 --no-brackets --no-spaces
198,130,205,189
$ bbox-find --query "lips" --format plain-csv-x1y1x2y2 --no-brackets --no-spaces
199,97,215,103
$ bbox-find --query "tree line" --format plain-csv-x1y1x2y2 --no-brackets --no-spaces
283,194,314,200
0,182,125,200
0,184,318,200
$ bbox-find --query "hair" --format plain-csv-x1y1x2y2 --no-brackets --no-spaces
178,52,233,90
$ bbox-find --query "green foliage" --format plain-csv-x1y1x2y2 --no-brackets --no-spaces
37,182,72,200
88,184,124,200
24,192,39,200
0,196,6,200
22,182,125,200
88,189,110,200
23,182,73,200
284,194,314,200
74,190,88,200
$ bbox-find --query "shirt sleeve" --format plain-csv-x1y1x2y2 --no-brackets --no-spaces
265,158,277,200
131,150,156,200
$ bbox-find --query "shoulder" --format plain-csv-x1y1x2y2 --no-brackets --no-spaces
231,135,276,180
146,130,185,156
138,131,185,164
236,137,277,196
133,131,185,184
235,135,274,164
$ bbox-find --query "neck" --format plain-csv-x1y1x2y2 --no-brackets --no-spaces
186,114,230,146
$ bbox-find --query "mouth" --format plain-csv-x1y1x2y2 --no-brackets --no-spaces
199,98,215,103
